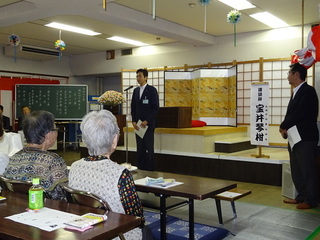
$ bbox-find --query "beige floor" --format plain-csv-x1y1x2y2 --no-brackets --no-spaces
59,146,320,239
58,145,320,213
212,146,320,213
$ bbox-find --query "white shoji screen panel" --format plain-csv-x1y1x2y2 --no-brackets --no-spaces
122,59,313,126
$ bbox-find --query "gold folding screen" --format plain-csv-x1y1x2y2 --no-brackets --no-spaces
121,57,305,126
164,68,237,125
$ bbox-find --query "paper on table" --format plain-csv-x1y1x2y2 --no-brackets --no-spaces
215,191,242,198
134,120,148,139
287,125,301,148
65,213,107,229
65,225,93,232
5,207,80,232
135,177,184,189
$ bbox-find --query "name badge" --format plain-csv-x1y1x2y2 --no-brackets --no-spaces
143,99,149,104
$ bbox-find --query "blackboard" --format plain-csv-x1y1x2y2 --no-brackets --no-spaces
15,84,88,120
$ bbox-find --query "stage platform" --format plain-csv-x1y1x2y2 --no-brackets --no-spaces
81,126,290,186
125,126,249,154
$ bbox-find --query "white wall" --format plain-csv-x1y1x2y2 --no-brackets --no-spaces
68,26,307,76
0,53,71,77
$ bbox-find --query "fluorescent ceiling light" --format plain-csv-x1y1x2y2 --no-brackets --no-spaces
45,22,101,36
107,36,148,46
250,12,289,28
218,0,256,10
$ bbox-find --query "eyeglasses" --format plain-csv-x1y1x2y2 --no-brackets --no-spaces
287,70,295,75
51,128,59,132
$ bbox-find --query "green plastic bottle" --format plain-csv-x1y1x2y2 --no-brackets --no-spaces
28,178,44,210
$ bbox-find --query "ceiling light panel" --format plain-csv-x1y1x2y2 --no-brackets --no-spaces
45,22,101,36
107,36,147,46
250,12,289,28
218,0,256,10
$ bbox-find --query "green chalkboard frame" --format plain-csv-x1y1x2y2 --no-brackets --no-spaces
15,84,88,120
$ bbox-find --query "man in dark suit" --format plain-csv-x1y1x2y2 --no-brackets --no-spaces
17,105,31,130
131,69,159,171
0,105,11,131
280,62,319,209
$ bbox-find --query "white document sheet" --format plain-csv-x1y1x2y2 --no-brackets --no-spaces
215,191,242,198
5,207,80,232
134,120,148,139
135,177,183,189
287,125,301,148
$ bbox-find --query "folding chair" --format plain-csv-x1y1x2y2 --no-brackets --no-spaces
0,175,32,193
0,175,51,199
61,183,125,240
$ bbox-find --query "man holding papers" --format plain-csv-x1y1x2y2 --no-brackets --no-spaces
131,69,159,171
280,62,319,209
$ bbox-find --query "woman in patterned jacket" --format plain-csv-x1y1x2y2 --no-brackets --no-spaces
3,110,68,200
68,110,145,240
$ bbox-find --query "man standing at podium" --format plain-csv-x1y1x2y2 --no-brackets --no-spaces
131,69,159,171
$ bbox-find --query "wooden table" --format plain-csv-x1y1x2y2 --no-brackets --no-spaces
0,191,141,240
132,170,237,240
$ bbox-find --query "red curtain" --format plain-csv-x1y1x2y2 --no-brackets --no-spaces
0,77,60,100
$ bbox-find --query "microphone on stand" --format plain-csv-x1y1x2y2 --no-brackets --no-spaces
124,86,133,91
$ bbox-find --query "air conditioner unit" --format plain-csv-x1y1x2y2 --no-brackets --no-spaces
4,44,60,60
282,162,298,199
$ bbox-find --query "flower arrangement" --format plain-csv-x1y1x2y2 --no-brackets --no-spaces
227,10,241,24
98,90,125,106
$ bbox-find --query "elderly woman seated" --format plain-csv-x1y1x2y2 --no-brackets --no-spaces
3,110,68,200
68,110,145,240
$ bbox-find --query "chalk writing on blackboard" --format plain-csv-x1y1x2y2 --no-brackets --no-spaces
15,84,88,120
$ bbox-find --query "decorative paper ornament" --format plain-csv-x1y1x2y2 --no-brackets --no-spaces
227,10,241,47
198,0,211,33
227,10,241,24
54,30,66,61
8,34,20,62
198,0,211,6
55,40,66,51
9,34,20,46
291,25,320,69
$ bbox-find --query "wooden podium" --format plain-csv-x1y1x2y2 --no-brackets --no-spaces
157,107,192,128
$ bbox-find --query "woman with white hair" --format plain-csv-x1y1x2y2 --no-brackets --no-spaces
68,110,145,240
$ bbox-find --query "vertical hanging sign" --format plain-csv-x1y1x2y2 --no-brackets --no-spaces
250,82,269,146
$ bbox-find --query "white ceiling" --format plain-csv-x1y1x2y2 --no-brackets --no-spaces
0,0,319,60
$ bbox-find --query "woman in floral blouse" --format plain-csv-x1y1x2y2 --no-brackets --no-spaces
3,110,68,200
68,110,145,240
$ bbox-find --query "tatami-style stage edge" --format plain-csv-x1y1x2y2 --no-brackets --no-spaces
110,146,288,186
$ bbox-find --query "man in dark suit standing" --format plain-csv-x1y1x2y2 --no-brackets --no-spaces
280,62,319,209
131,69,159,171
0,105,11,131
